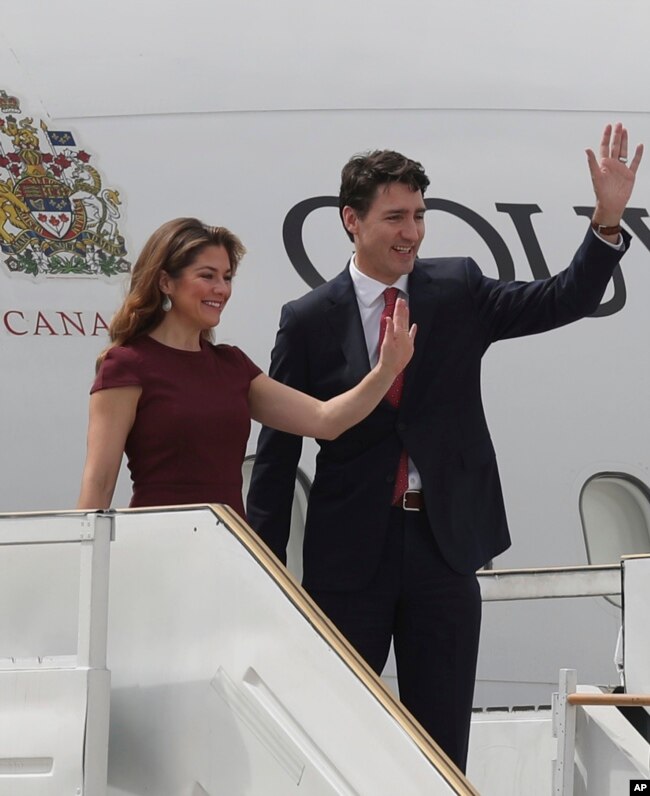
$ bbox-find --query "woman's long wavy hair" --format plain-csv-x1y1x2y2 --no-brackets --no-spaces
97,218,246,370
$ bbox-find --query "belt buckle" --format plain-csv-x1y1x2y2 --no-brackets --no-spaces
402,490,421,511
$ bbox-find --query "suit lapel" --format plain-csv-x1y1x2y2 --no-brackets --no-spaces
324,267,371,385
322,262,440,400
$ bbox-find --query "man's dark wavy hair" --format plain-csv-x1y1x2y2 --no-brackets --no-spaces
339,150,430,241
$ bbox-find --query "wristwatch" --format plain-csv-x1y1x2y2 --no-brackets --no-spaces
591,221,622,236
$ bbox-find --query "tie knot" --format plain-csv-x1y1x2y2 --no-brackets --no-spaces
383,287,399,311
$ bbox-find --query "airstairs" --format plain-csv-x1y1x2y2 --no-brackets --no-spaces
2,504,650,795
0,506,475,795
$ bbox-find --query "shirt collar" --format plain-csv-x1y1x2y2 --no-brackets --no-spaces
349,254,410,308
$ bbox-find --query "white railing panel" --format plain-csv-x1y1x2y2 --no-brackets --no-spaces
477,565,621,602
0,541,80,659
573,686,650,794
0,512,112,796
104,506,472,796
0,669,88,795
622,555,650,702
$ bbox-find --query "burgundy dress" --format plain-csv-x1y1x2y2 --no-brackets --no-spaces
91,335,262,517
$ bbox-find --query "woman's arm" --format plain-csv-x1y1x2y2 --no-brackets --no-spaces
76,386,141,509
249,298,416,440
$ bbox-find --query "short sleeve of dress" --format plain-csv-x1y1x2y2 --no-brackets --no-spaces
91,346,143,394
230,346,263,380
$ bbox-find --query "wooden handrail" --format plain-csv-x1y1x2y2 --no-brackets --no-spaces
567,693,650,706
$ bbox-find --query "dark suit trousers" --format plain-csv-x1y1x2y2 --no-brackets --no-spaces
308,507,481,773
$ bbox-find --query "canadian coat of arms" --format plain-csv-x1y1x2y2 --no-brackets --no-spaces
0,89,129,276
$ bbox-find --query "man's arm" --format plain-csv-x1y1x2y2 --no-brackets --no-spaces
470,224,631,342
471,123,643,341
246,303,307,564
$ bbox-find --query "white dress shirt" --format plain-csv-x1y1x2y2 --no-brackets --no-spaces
349,256,422,490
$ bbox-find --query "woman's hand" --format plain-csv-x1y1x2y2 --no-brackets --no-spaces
249,298,417,441
377,297,417,377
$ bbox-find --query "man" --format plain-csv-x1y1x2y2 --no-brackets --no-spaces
247,124,642,771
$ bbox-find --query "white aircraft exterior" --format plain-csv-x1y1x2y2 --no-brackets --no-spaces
1,0,650,719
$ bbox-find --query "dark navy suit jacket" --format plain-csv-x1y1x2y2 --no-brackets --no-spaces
247,228,630,590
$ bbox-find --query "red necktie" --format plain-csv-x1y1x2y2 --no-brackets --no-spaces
379,288,409,504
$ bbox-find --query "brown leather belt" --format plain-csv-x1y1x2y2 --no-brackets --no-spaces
396,490,425,511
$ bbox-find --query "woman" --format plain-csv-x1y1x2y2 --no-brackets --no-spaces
77,217,416,517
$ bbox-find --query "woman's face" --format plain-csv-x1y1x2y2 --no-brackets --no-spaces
162,244,233,331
